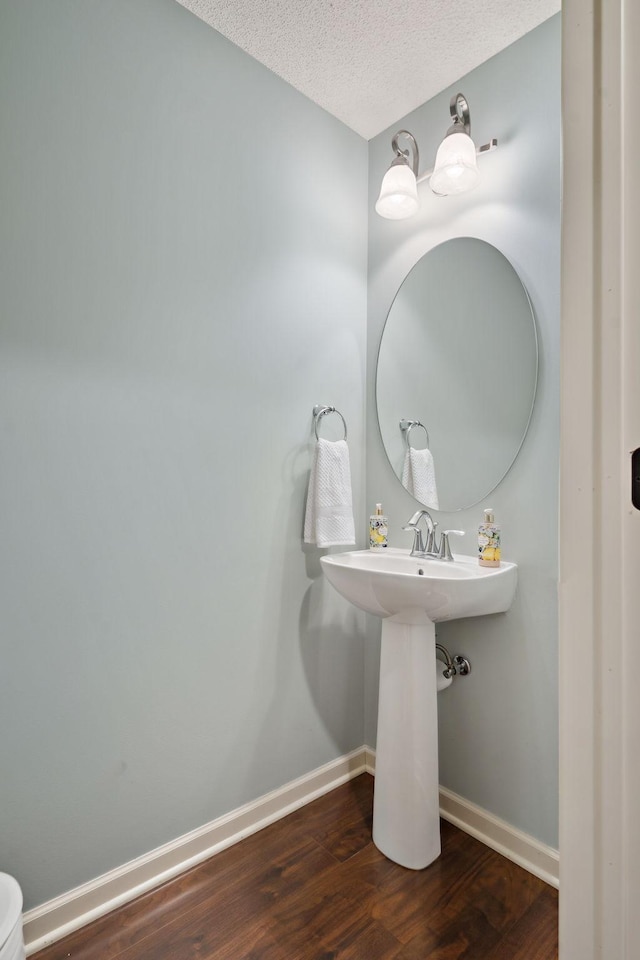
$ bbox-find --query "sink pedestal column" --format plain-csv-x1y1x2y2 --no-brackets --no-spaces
372,610,441,870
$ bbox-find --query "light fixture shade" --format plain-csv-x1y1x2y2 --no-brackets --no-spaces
375,162,419,219
429,131,480,196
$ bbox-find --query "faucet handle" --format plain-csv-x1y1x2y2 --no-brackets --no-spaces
402,524,425,555
438,530,465,561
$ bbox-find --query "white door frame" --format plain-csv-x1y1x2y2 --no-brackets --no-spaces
560,1,640,957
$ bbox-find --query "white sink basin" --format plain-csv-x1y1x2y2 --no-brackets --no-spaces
321,548,517,621
320,546,518,872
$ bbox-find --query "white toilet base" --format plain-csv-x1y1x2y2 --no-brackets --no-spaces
0,874,25,960
0,921,25,960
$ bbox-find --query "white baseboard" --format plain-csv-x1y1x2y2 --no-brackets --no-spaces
365,749,558,889
23,747,369,955
438,786,559,888
363,744,376,775
23,744,558,954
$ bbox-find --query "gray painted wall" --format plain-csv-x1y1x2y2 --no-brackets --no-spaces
366,16,560,848
0,0,560,912
0,0,367,909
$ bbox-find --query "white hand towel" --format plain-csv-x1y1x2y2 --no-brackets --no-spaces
402,447,439,510
304,438,356,547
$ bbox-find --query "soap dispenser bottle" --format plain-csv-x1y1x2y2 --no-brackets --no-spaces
369,503,388,549
478,508,501,567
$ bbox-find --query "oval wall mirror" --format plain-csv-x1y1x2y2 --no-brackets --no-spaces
376,238,538,512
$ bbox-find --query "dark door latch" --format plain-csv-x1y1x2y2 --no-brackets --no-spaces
632,448,640,510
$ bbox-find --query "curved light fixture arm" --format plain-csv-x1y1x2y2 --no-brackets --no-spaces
390,129,420,177
448,92,471,136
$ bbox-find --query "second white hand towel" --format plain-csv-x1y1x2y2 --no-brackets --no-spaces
402,447,439,510
304,438,356,547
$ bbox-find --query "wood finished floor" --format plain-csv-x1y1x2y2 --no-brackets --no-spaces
33,774,558,960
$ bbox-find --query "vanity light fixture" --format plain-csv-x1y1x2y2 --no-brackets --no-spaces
375,93,498,220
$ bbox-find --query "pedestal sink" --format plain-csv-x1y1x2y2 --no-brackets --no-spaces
321,548,517,870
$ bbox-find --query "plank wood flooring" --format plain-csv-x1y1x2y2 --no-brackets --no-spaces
32,774,558,960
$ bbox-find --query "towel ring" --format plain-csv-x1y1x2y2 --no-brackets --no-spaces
313,404,348,441
400,418,430,450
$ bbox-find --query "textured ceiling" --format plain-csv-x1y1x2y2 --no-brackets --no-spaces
176,0,560,139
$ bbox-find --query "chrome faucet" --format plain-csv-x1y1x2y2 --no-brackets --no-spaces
403,510,437,555
403,509,465,561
